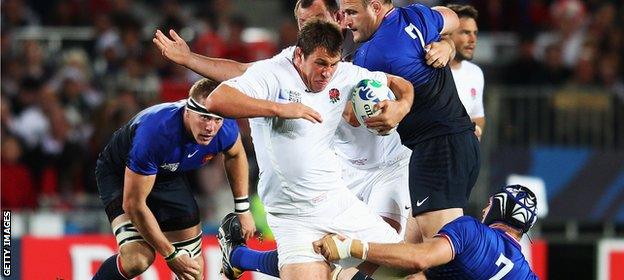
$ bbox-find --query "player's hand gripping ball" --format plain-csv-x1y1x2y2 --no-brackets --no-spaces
350,79,397,135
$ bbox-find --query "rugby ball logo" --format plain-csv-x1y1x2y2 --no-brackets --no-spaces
350,79,397,136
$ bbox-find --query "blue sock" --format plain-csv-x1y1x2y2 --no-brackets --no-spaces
231,246,280,277
92,254,128,280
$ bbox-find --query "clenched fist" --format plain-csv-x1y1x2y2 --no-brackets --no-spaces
312,234,368,262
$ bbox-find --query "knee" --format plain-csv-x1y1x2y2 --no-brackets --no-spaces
119,245,155,277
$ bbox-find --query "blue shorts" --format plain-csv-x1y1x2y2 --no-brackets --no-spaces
95,159,200,232
408,131,480,216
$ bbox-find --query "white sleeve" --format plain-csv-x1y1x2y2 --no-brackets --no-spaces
223,60,280,101
472,66,485,118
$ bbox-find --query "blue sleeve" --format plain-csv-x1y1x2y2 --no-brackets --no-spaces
218,119,240,152
127,123,164,175
354,43,388,73
406,4,444,44
438,216,479,256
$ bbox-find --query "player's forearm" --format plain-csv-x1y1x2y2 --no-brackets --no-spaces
387,76,414,115
205,84,281,118
224,147,250,199
122,168,174,257
124,203,175,257
365,243,431,272
441,36,456,61
187,53,251,82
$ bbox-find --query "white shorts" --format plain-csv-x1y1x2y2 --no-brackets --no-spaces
266,188,402,268
341,154,411,234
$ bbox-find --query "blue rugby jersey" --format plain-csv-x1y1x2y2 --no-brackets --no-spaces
426,216,538,280
353,4,473,147
98,101,239,177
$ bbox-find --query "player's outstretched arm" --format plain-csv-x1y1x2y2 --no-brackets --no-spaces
365,74,413,134
122,168,200,280
205,84,323,123
223,134,256,240
313,234,453,273
153,29,251,82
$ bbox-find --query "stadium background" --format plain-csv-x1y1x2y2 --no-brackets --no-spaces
1,0,623,279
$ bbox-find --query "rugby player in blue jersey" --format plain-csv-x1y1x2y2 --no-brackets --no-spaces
340,0,480,241
314,184,539,280
92,78,258,280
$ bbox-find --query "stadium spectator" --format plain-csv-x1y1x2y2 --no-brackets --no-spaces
1,135,37,209
223,15,252,63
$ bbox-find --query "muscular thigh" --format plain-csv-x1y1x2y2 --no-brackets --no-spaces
366,157,411,233
343,158,411,233
280,262,331,280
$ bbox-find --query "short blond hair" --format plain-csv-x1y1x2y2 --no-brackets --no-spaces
189,78,220,102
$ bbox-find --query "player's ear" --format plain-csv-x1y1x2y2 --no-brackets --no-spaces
371,0,383,15
295,47,304,61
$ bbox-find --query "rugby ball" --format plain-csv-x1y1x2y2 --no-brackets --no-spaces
350,79,397,135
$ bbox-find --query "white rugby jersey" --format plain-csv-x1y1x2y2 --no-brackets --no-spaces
451,60,485,119
275,47,411,170
334,122,410,169
224,48,387,214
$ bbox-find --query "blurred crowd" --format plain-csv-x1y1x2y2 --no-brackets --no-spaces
1,0,623,214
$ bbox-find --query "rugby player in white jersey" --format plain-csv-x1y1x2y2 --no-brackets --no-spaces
447,4,486,140
204,20,413,279
153,0,454,241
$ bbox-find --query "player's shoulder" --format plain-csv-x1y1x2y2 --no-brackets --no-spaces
401,3,439,18
402,3,429,12
272,46,296,60
450,215,480,225
130,102,184,152
217,119,240,138
455,61,484,85
462,61,484,75
213,118,240,150
250,56,285,71
246,48,293,79
444,215,484,233
248,48,292,72
337,60,362,74
135,101,184,130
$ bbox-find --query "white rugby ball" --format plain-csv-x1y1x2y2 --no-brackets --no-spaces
350,79,397,135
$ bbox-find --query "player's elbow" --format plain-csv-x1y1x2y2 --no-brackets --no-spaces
203,94,222,115
408,255,433,272
409,260,427,272
434,6,460,34
204,84,233,116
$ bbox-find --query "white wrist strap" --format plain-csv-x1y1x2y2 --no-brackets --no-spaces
332,235,353,259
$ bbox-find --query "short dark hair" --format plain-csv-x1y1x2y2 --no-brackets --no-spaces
296,19,343,57
294,0,339,19
189,78,220,101
447,4,478,20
